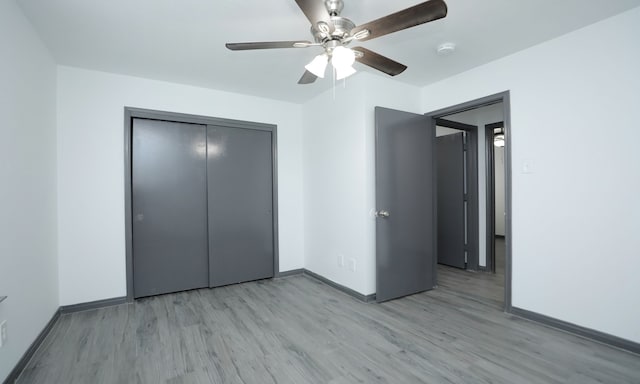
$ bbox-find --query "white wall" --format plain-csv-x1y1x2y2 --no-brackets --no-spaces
421,7,640,342
303,73,420,295
56,67,305,305
302,75,369,294
445,103,505,265
0,0,59,381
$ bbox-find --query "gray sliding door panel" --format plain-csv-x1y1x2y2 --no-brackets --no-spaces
207,126,274,287
375,107,435,303
132,118,209,298
436,133,466,269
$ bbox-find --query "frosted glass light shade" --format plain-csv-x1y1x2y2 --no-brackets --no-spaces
305,54,328,78
331,46,355,70
336,65,356,80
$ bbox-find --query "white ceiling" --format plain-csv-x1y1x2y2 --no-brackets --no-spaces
17,0,640,103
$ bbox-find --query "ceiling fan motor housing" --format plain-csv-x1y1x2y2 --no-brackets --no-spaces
310,0,354,43
311,16,356,43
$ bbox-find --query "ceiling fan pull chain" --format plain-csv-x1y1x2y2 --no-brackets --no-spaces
333,67,336,100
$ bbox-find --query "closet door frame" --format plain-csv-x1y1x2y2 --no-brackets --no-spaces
124,107,279,302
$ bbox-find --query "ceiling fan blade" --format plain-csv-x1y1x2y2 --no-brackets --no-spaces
225,41,313,51
298,70,318,84
351,0,447,42
352,47,407,76
294,0,334,33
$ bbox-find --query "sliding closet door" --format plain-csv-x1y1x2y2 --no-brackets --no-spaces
207,126,274,287
132,118,209,298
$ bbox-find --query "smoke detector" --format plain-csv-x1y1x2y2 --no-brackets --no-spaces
437,42,456,56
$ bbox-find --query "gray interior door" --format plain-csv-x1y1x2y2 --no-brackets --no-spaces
207,126,274,287
132,118,209,298
436,133,466,269
375,107,436,302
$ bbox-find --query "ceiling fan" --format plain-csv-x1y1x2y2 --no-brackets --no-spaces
226,0,448,84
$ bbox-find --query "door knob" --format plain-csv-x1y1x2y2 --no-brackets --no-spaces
375,210,390,218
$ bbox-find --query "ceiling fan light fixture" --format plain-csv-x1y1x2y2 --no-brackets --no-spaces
305,54,329,78
335,65,356,80
331,46,355,69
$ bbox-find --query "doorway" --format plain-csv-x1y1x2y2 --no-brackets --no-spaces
372,92,511,308
426,92,512,310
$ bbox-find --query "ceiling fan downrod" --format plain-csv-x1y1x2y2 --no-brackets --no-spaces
315,1,369,44
312,1,354,44
325,0,344,16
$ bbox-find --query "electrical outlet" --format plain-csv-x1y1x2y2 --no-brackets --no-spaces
0,320,7,348
338,254,345,267
348,258,356,272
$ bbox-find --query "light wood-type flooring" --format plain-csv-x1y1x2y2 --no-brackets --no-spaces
16,252,640,383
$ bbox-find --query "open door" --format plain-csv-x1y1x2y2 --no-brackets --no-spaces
436,132,466,269
375,107,436,302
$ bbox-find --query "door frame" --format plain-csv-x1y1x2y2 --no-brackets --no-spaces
485,121,504,273
425,91,512,311
123,107,279,302
434,118,480,271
